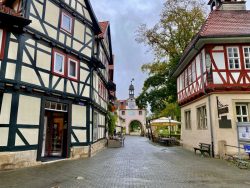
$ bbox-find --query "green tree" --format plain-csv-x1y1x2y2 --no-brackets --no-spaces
108,111,117,136
136,0,206,115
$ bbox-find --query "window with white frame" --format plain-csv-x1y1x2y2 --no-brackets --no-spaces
52,49,79,81
236,104,249,122
227,47,240,69
184,69,188,87
53,51,65,76
61,12,73,33
188,65,192,85
185,110,191,130
243,47,250,69
197,105,207,129
67,58,79,80
191,62,196,82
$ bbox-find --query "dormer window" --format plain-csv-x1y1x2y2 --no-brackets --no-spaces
61,11,73,34
227,47,240,70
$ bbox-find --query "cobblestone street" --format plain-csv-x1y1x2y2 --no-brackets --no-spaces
0,136,250,188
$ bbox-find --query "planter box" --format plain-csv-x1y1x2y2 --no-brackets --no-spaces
107,138,124,148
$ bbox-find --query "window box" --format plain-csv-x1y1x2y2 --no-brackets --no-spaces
60,11,73,34
0,29,6,60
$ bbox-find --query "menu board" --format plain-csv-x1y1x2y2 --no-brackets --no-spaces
238,126,250,141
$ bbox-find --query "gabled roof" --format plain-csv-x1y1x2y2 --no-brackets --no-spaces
84,0,102,34
98,21,109,39
173,10,250,77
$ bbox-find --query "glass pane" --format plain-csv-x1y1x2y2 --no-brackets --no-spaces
45,101,50,109
228,48,232,53
228,53,232,58
51,102,56,109
69,61,76,77
243,117,248,122
242,106,247,115
55,54,63,72
235,61,239,68
62,14,71,31
237,117,242,122
245,52,249,57
236,106,241,115
56,103,62,110
244,48,248,53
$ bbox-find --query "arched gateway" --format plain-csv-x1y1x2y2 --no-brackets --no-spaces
117,80,146,135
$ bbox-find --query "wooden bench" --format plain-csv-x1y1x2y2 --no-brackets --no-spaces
194,143,211,157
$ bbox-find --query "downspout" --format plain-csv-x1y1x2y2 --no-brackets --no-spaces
208,95,215,157
199,50,215,157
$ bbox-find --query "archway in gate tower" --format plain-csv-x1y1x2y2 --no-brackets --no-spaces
128,120,144,136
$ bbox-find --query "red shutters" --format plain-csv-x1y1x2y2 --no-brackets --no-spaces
0,29,6,60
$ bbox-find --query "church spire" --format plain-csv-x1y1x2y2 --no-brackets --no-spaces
129,78,135,99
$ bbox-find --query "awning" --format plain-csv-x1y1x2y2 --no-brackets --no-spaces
150,117,181,127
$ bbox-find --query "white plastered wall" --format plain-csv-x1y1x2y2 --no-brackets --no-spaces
209,93,250,155
0,93,12,146
181,97,211,151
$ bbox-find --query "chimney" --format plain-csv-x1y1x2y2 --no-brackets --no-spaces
208,0,246,11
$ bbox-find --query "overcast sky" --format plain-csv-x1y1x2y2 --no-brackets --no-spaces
91,0,250,100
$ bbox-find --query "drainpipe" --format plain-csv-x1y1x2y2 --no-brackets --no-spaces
200,50,215,157
208,95,215,158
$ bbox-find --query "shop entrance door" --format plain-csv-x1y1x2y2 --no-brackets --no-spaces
41,101,69,159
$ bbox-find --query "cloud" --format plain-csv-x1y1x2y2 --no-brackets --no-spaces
91,0,164,99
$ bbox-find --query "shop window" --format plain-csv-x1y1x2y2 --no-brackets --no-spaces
67,57,79,81
243,47,250,69
236,104,249,122
0,29,6,60
227,47,240,69
185,110,191,130
93,112,98,141
197,105,207,129
61,11,73,34
52,50,65,76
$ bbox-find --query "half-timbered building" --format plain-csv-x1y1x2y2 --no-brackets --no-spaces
0,0,115,169
173,0,250,157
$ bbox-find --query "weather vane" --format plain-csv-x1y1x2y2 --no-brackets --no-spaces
131,78,134,84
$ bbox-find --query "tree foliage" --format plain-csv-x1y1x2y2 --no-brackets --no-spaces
136,0,206,116
108,111,117,136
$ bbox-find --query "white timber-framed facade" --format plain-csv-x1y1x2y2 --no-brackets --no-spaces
0,0,116,169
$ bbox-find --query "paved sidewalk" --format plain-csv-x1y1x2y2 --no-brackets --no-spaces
0,136,250,188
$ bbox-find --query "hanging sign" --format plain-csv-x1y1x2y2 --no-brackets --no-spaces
217,97,229,117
